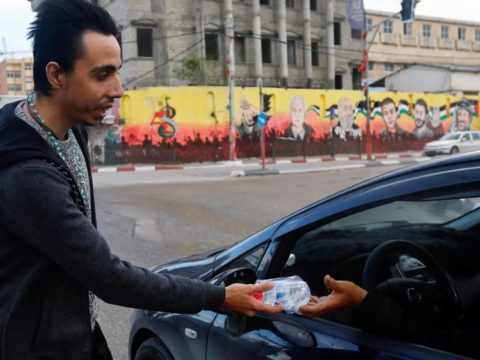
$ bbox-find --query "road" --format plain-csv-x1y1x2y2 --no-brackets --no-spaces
94,164,406,360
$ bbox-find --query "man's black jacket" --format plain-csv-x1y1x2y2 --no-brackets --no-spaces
0,101,225,360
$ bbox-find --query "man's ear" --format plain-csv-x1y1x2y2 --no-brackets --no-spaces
45,62,65,90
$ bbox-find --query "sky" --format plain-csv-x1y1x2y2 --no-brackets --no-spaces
0,0,479,60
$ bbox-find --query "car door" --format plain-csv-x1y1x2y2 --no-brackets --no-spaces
206,163,480,360
459,132,472,153
471,132,480,152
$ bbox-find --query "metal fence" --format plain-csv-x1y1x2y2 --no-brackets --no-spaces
89,144,177,167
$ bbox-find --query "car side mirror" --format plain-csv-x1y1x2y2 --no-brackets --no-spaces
210,267,257,315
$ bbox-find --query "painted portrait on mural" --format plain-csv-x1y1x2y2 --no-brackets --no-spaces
283,95,315,140
379,97,407,142
235,97,261,138
450,98,473,132
333,97,362,141
413,99,434,140
428,106,445,137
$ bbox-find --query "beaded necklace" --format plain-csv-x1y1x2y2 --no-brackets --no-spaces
25,92,87,201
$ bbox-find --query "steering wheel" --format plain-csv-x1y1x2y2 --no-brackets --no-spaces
363,240,462,322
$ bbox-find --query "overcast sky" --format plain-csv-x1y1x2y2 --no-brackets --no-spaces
0,0,478,60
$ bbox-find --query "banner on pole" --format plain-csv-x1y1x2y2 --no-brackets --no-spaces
347,0,366,30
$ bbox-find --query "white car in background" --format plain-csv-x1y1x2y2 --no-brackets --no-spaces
424,131,480,156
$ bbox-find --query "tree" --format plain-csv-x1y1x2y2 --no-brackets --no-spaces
174,56,216,85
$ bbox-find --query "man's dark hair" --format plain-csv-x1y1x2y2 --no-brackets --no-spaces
415,99,428,112
380,97,396,110
28,0,119,96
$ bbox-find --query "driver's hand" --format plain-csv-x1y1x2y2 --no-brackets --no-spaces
223,282,284,317
300,275,367,318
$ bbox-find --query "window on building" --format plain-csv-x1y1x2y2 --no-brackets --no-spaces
423,24,431,38
7,71,13,78
235,36,246,63
441,26,449,39
351,28,362,39
476,30,480,42
335,74,343,89
287,40,296,65
25,64,32,71
8,85,14,92
260,0,269,5
26,78,33,84
15,85,22,92
352,69,362,90
286,0,294,8
366,18,373,30
205,33,219,60
15,71,21,78
310,0,317,11
404,23,412,35
368,62,373,71
334,22,341,45
385,63,394,72
384,21,392,34
137,28,153,57
262,38,272,64
459,28,466,40
311,42,319,66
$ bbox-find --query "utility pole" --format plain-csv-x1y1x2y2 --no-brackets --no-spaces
225,0,236,160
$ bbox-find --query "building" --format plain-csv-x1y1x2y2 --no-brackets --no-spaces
0,58,34,96
373,64,480,95
366,10,480,83
28,0,364,90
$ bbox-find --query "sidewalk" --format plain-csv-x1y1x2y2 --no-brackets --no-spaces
91,151,426,173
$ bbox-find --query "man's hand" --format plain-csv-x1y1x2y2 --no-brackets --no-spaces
223,282,284,317
299,275,367,318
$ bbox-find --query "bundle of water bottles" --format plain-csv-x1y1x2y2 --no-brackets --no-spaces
253,276,311,315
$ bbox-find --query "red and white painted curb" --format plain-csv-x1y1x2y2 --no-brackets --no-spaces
92,153,425,173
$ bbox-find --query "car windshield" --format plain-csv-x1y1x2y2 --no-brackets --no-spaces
322,198,480,232
440,133,461,140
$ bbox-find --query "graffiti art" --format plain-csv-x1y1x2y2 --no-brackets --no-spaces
147,96,179,139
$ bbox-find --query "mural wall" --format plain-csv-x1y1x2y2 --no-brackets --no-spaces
97,87,480,165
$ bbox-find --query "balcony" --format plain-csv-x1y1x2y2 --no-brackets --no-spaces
473,42,480,52
438,38,455,49
400,35,418,47
457,40,472,51
420,37,436,48
380,33,398,45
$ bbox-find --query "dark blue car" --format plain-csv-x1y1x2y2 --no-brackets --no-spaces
129,152,480,360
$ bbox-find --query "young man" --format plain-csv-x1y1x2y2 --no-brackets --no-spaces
379,97,407,143
0,1,280,359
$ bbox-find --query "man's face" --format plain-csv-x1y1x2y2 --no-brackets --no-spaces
290,99,306,128
414,104,427,128
381,102,397,131
59,31,123,126
457,109,471,131
338,98,354,129
431,109,441,127
243,109,256,127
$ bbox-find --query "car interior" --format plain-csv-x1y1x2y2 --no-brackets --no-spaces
280,196,480,357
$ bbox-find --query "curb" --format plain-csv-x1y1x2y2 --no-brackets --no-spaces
230,157,431,178
92,153,425,173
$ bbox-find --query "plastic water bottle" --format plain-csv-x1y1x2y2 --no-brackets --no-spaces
253,276,311,315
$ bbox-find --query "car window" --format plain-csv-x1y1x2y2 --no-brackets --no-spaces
222,245,266,273
462,133,471,141
280,196,480,357
472,132,480,141
440,133,461,140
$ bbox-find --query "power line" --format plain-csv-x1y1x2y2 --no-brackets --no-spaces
121,31,205,45
123,36,214,87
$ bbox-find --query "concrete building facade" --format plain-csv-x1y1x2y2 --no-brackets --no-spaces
367,10,480,83
0,58,35,96
28,0,364,90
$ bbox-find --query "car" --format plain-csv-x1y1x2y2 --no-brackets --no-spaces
424,131,480,156
129,151,480,360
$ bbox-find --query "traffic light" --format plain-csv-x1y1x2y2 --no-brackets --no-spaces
400,0,415,23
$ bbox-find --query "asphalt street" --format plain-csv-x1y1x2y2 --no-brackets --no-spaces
94,164,406,360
